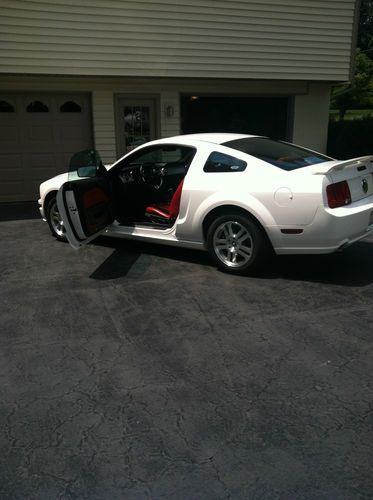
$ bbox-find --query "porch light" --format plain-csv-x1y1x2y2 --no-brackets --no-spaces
165,105,174,118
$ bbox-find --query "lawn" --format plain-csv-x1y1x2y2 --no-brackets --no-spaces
329,108,373,120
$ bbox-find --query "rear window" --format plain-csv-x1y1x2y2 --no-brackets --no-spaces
223,137,332,171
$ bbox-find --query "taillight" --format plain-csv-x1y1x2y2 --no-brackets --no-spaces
326,181,351,208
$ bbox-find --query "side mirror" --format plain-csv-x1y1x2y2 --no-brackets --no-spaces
77,165,98,178
69,149,103,180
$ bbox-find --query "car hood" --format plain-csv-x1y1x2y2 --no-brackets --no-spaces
39,172,69,198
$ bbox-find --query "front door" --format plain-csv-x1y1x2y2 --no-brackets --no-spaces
57,150,114,249
115,95,159,157
57,177,114,249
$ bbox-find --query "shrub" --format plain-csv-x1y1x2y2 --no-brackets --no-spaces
327,116,373,159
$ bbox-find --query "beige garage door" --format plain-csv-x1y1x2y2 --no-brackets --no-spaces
0,93,93,202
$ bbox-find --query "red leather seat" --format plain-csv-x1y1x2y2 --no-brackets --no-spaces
146,179,184,222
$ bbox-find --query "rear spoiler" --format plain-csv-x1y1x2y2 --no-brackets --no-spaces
312,156,373,175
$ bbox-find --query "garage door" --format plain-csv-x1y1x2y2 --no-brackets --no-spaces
0,93,93,202
181,95,289,140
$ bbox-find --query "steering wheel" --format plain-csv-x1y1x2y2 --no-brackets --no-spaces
139,164,166,190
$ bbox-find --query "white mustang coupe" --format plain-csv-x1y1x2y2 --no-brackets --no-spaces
39,133,373,275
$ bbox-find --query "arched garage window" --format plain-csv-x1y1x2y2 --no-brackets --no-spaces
0,100,15,112
27,100,49,112
60,100,82,112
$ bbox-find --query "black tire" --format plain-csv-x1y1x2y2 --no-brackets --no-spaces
45,196,67,242
206,213,271,275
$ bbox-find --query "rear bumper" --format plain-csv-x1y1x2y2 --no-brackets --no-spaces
271,198,373,255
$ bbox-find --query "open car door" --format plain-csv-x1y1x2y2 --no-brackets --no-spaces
57,150,115,249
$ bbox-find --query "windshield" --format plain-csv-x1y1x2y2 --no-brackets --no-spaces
223,137,332,171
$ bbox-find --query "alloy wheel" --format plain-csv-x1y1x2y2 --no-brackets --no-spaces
213,220,253,268
49,200,65,237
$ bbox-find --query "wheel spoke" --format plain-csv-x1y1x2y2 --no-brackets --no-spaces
235,227,246,239
237,232,250,244
227,222,234,237
239,244,252,255
216,237,228,244
222,227,229,239
237,249,251,262
227,249,234,262
216,243,229,250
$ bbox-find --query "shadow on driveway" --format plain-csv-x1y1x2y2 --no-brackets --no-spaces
268,240,373,287
90,237,213,280
89,236,373,287
0,202,40,221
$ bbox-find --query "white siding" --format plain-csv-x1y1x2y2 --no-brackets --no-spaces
292,83,332,153
0,0,357,81
92,91,116,164
160,91,180,139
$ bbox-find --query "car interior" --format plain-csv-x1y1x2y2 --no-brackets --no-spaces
109,144,196,228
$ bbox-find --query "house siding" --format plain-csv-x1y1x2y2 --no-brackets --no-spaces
292,83,332,153
92,91,117,164
0,0,357,81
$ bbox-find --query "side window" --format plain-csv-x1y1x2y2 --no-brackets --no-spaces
123,145,196,168
204,152,247,173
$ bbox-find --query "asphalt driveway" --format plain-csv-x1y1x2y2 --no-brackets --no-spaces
1,205,373,499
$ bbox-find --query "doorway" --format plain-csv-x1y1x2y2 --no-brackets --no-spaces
114,95,160,157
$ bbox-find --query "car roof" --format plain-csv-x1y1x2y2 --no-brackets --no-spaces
109,133,264,169
151,133,261,146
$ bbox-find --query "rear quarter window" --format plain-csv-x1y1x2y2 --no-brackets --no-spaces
223,137,332,171
204,152,247,173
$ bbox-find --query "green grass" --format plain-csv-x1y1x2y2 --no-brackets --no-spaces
329,109,373,120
